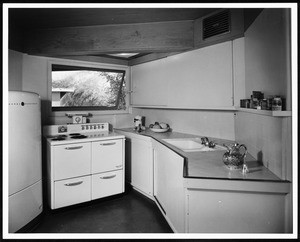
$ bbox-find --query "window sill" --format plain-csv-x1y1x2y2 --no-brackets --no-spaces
49,109,130,118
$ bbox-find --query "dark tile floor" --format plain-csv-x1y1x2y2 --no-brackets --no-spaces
31,187,173,234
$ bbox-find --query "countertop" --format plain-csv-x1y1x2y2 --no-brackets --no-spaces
115,128,283,182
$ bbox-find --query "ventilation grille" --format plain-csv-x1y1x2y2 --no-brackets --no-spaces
203,10,231,40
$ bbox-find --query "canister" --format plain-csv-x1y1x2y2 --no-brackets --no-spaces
266,97,273,110
252,98,259,109
272,97,282,111
261,99,268,110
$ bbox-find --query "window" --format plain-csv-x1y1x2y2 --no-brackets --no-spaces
51,63,127,112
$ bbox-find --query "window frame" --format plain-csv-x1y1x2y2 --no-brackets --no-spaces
47,59,130,117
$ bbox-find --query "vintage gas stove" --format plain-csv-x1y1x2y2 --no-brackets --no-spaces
43,122,125,210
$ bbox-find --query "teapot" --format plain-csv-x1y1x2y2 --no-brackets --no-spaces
222,143,247,170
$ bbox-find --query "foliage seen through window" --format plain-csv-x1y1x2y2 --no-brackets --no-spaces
51,65,126,111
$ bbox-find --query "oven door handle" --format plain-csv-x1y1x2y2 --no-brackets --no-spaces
100,142,116,146
99,175,116,179
65,146,83,150
64,181,83,186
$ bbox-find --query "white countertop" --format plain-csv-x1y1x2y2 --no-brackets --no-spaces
116,128,284,182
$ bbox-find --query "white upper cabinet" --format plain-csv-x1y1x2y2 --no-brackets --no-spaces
166,41,233,108
131,58,168,106
131,41,234,108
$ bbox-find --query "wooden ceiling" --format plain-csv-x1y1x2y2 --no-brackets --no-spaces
8,7,253,65
9,7,219,62
9,8,218,30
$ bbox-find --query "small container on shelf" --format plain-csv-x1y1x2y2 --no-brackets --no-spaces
272,96,282,111
261,99,268,110
240,99,251,108
252,98,259,109
266,96,273,110
252,91,264,100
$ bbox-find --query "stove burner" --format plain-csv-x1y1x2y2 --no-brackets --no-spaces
51,137,66,141
69,133,81,136
70,135,88,139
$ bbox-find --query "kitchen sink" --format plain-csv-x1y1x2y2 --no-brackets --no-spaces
162,138,226,152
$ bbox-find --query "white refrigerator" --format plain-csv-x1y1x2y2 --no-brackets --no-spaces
9,91,43,233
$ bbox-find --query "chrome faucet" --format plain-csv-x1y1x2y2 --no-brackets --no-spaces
201,137,209,146
201,137,216,148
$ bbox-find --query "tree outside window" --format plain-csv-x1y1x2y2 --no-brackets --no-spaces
51,64,126,111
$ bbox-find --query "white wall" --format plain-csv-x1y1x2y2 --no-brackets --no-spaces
8,50,23,91
244,8,291,108
9,50,134,127
235,9,292,180
135,108,235,140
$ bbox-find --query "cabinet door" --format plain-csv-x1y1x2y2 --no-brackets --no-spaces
92,139,123,173
153,141,185,232
166,41,233,108
131,138,153,197
53,143,91,180
92,170,123,200
131,58,168,106
186,188,286,233
54,175,91,209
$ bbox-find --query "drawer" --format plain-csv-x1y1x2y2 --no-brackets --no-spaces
54,176,91,209
53,143,91,180
92,139,123,173
92,170,123,200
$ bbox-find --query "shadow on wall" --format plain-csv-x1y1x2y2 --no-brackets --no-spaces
41,99,52,126
256,150,264,166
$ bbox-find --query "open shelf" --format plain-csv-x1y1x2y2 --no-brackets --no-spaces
131,105,292,117
131,105,237,111
236,108,292,117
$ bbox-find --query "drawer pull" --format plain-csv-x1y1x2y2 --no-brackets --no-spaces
100,175,116,179
65,146,83,150
100,142,116,146
115,165,122,168
64,181,83,186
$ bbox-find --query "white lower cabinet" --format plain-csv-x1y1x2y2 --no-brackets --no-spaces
92,170,123,200
131,138,153,197
47,138,125,209
116,131,154,199
152,139,185,233
54,176,91,209
184,179,292,233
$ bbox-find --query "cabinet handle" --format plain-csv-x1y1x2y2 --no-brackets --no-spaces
115,165,122,168
100,175,116,179
65,146,83,150
64,181,83,186
100,142,116,146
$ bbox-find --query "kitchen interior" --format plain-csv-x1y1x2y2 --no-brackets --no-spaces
3,3,298,240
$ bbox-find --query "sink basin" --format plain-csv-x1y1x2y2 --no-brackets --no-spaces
162,138,226,152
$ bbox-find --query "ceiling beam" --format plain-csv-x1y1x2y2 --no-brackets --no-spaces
24,21,194,56
54,55,129,66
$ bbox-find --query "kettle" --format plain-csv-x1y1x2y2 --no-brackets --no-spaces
222,143,247,170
